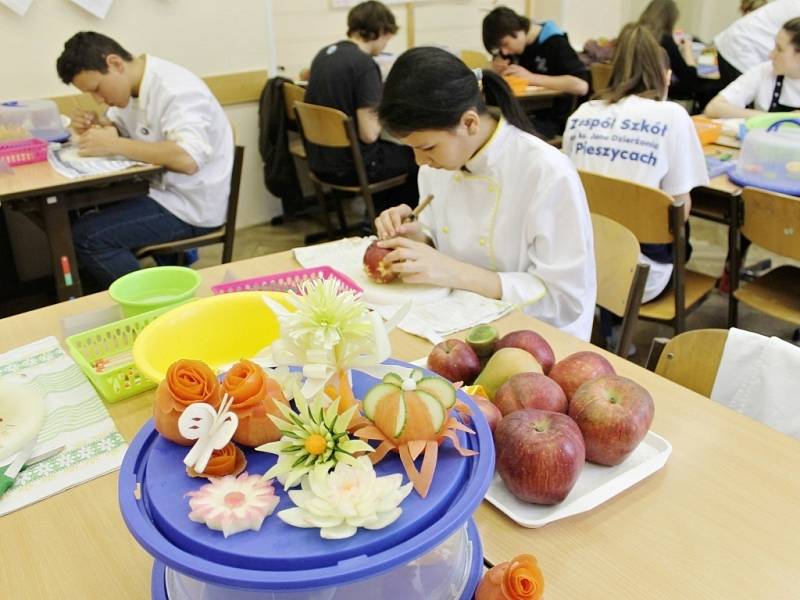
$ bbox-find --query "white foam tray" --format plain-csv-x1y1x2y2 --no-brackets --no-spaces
484,430,672,528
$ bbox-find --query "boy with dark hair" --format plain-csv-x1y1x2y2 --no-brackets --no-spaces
305,1,417,213
56,32,233,288
482,6,589,138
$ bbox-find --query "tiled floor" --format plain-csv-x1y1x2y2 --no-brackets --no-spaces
193,199,799,366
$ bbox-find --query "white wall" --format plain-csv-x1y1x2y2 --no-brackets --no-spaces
0,0,273,228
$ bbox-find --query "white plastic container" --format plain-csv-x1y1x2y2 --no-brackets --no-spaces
0,99,70,142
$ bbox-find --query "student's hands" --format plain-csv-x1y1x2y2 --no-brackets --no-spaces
491,54,511,74
378,237,461,287
374,204,423,240
78,125,120,157
502,64,536,84
70,109,100,135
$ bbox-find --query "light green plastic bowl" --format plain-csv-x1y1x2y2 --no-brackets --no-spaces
109,266,202,317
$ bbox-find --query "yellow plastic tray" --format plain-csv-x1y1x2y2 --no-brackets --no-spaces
133,291,293,383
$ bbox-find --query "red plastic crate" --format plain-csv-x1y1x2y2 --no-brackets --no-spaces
0,137,48,166
211,266,362,295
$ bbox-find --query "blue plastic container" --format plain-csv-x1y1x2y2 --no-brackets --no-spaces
120,360,494,599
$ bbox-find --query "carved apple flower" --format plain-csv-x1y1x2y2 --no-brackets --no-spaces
187,473,280,538
277,455,412,539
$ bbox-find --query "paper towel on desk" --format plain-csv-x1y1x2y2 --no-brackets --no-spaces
294,238,514,344
0,337,126,517
710,328,800,440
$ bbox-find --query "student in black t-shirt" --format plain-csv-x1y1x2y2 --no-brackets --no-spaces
482,6,589,139
305,1,418,213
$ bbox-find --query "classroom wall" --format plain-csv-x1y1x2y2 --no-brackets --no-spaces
0,0,273,229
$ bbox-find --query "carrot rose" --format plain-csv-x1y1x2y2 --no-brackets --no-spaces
222,359,288,447
475,554,544,600
154,359,220,445
186,442,247,479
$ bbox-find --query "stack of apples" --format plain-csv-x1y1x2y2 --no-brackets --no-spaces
426,326,654,505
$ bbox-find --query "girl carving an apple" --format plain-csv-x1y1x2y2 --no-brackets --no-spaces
372,47,596,341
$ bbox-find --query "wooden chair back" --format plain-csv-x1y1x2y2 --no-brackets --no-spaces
293,102,352,148
461,49,490,69
282,82,306,123
578,170,675,244
590,62,613,94
649,329,728,397
741,187,800,262
591,213,650,356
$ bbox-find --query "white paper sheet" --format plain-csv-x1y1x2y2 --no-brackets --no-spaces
48,145,142,179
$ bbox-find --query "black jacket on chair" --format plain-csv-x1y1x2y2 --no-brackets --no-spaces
258,76,304,217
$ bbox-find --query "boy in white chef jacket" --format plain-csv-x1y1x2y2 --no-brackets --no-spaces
56,31,233,288
373,47,596,341
563,24,709,305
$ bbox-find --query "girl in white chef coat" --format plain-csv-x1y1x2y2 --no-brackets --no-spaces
373,46,596,341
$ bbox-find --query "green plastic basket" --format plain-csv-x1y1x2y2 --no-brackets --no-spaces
65,304,178,403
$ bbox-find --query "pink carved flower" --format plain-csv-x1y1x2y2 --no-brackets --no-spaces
187,473,280,538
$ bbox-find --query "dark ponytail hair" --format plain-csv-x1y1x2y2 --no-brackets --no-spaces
378,46,537,138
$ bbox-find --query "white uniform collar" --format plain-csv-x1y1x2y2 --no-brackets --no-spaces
463,116,507,174
136,55,154,110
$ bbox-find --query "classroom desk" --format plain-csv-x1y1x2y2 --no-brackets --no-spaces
514,85,562,110
0,161,163,302
1,251,799,599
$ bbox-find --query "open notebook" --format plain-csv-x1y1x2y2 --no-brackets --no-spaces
48,145,143,179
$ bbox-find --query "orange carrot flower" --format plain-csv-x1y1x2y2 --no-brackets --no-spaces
475,554,544,600
154,359,220,445
222,359,288,447
186,442,247,479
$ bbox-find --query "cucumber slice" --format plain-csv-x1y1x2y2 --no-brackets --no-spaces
415,389,446,433
382,372,403,386
363,382,399,421
409,368,425,382
394,393,408,438
417,376,457,409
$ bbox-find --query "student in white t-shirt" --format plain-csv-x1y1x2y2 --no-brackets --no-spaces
563,23,709,307
372,47,596,341
56,32,233,288
706,17,800,118
714,0,800,86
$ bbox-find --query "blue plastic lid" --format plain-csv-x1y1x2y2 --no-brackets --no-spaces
729,168,800,197
119,359,494,592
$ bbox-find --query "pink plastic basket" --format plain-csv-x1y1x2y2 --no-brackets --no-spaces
0,138,48,166
211,266,362,295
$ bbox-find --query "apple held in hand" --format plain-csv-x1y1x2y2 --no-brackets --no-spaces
363,240,398,284
548,351,615,402
568,375,654,466
495,409,585,505
494,372,568,416
427,338,481,384
496,330,556,374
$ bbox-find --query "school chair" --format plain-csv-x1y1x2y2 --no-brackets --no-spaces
134,145,244,264
293,101,408,240
282,82,307,160
579,170,717,334
730,187,800,328
645,328,728,397
589,62,612,94
591,213,650,356
461,49,490,70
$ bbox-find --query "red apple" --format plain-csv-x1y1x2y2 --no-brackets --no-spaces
495,409,585,505
427,339,481,384
568,375,654,466
494,372,568,416
472,394,502,433
549,351,615,402
496,330,556,374
363,241,398,283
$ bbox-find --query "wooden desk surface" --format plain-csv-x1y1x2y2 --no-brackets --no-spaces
1,251,799,599
514,85,562,99
0,161,163,202
703,143,741,196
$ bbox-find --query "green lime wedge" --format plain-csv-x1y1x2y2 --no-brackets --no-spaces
466,324,499,357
